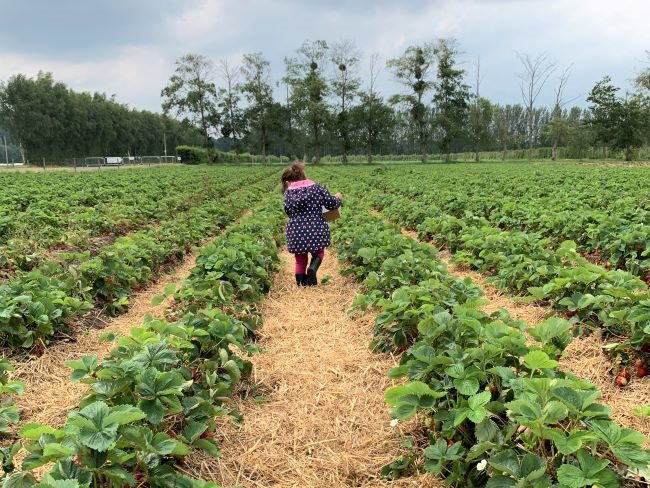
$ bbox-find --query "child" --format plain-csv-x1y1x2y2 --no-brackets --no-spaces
281,162,342,286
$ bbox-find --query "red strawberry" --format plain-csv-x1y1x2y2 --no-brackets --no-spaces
637,367,648,378
446,439,454,447
615,376,628,387
618,369,631,380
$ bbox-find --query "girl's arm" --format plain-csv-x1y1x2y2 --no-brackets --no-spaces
319,185,341,210
284,195,294,216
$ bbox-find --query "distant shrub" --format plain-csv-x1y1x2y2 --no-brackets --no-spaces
176,146,208,164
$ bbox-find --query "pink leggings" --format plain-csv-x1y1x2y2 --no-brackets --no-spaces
294,249,325,274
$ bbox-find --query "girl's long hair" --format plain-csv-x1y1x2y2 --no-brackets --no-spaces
281,161,307,192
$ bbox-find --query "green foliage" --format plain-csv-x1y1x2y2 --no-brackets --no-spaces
3,198,284,487
321,171,650,487
161,54,220,147
0,166,278,348
0,72,202,162
433,39,471,159
588,76,650,160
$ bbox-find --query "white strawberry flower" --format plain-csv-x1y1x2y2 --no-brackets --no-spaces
476,459,488,472
390,419,399,428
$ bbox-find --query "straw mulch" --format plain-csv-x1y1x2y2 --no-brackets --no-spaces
10,252,200,429
560,332,650,441
183,250,443,488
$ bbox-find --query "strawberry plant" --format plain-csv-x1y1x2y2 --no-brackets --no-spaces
327,195,650,487
2,197,284,486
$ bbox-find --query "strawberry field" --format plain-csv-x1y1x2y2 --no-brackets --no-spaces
314,163,650,487
1,162,650,487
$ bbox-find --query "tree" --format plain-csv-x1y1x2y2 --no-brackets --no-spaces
470,57,483,162
240,52,274,160
216,58,244,149
432,39,470,161
494,105,510,160
161,54,219,149
549,66,572,161
469,97,494,158
387,43,436,162
588,76,649,161
516,52,557,159
284,40,331,162
587,76,619,157
351,91,395,162
330,40,361,163
635,51,650,93
364,53,381,163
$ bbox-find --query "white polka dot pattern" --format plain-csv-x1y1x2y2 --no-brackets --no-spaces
284,183,341,254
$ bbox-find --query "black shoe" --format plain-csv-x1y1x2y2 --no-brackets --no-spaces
295,274,307,286
306,256,322,286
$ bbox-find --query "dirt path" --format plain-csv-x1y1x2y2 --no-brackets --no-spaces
10,254,198,428
185,250,442,488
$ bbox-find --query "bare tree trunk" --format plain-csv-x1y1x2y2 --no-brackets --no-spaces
474,57,481,163
551,66,572,162
367,53,380,164
516,52,557,161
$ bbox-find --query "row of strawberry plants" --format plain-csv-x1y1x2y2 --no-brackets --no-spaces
1,198,284,487
363,185,650,370
341,164,650,280
331,202,650,487
0,166,277,275
0,172,279,349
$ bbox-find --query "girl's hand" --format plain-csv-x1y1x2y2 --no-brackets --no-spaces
335,192,343,199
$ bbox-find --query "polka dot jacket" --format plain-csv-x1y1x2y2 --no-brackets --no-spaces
284,179,341,254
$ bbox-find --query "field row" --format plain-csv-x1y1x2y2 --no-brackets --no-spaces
317,165,650,367
0,193,286,486
0,167,278,276
367,164,650,280
315,171,650,486
0,167,279,349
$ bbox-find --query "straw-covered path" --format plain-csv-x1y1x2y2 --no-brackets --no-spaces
185,249,442,488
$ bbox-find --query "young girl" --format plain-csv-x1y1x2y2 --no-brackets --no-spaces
281,162,342,286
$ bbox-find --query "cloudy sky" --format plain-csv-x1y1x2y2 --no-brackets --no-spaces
1,0,648,112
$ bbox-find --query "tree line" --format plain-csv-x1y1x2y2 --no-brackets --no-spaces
1,43,648,163
162,42,649,162
0,72,205,162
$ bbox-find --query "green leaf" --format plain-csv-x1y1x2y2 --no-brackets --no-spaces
523,350,558,371
19,423,65,440
475,418,499,442
557,450,617,488
67,401,118,452
489,449,521,477
485,475,517,488
104,405,146,425
42,443,75,459
194,438,221,457
455,378,480,396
